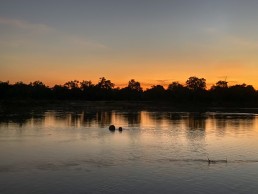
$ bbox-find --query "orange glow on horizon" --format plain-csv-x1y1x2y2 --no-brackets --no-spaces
1,54,258,90
4,78,258,91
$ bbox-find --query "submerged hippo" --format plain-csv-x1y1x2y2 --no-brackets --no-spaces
109,125,115,131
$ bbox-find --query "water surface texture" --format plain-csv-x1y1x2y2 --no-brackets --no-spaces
1,109,258,194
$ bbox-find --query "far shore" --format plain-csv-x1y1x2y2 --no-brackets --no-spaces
1,100,258,113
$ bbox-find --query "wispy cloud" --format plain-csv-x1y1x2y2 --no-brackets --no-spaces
140,79,175,89
0,17,53,33
0,17,108,51
155,79,172,85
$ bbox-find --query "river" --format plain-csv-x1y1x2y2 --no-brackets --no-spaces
1,107,258,193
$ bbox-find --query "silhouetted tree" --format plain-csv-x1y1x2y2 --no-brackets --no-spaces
186,76,206,91
128,79,143,92
64,80,80,89
119,79,143,100
228,84,256,102
52,84,70,100
144,85,166,100
215,80,228,88
63,80,82,99
0,77,257,105
210,80,229,103
167,82,188,101
96,77,114,90
186,77,207,102
80,80,94,89
0,81,10,99
80,80,95,100
95,77,115,100
29,81,51,99
10,82,30,99
167,82,184,91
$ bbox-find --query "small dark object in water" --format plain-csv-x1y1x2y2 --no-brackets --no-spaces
118,127,123,132
207,157,216,164
207,156,227,164
109,125,115,131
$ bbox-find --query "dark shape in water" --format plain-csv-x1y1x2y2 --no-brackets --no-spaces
207,158,216,164
207,157,227,164
109,125,115,131
118,127,123,132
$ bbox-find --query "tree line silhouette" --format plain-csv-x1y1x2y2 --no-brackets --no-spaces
0,76,257,105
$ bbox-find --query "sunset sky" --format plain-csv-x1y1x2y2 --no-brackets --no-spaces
1,0,258,89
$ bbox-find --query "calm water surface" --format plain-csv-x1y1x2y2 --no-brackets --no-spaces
1,108,258,194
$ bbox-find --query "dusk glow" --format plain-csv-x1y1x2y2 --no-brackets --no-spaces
2,2,258,193
1,0,258,88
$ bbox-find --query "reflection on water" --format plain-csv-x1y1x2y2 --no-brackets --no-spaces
1,110,256,135
0,108,258,194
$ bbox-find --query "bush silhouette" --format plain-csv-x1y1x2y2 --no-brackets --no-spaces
0,77,257,106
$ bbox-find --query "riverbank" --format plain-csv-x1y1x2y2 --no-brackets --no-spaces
1,100,258,113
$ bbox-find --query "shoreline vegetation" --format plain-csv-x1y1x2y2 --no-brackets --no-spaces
1,76,258,111
1,100,258,112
